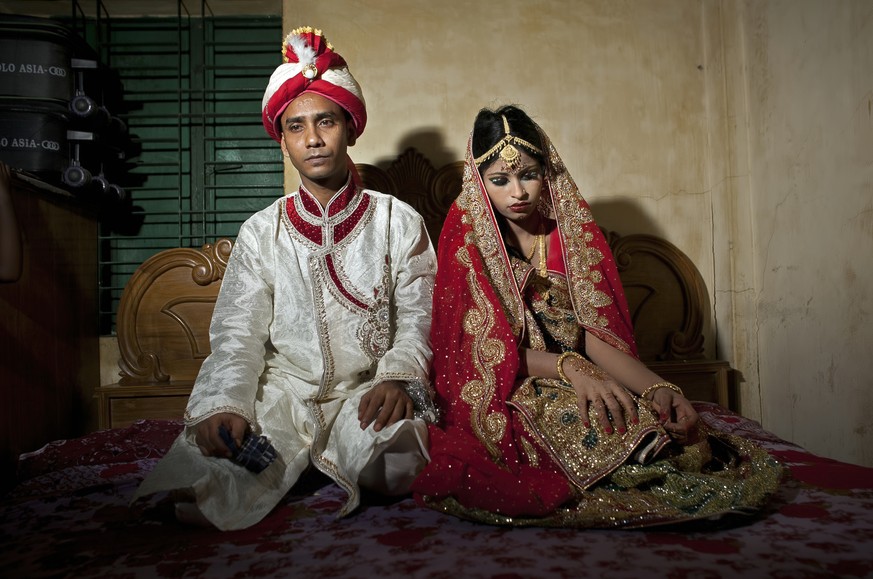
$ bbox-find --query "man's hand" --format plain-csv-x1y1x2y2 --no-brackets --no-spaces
358,380,413,432
193,412,249,458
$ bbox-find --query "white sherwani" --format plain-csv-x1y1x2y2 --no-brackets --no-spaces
133,179,436,530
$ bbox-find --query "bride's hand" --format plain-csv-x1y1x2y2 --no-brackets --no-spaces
564,362,639,434
649,388,699,443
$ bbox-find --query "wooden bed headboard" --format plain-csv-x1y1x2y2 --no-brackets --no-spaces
96,238,233,428
96,148,735,428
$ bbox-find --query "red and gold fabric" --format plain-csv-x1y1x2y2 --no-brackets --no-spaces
411,125,782,527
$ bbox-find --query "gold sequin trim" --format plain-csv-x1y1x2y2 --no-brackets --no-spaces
419,425,783,529
508,377,670,490
457,166,524,336
357,258,392,363
519,429,541,467
309,257,335,400
457,246,508,461
184,405,256,428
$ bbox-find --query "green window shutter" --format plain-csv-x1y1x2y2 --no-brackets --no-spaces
81,15,283,334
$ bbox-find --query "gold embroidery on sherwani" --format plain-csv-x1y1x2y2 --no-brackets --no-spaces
184,405,255,427
457,246,507,461
309,256,335,402
305,399,358,516
318,196,377,314
281,193,324,251
281,198,322,252
310,266,331,390
285,187,389,364
357,258,392,362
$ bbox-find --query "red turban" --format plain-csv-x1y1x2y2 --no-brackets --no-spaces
261,27,367,143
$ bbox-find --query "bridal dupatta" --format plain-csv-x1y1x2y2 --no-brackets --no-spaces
411,124,782,528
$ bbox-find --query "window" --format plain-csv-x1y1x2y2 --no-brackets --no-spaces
83,15,283,334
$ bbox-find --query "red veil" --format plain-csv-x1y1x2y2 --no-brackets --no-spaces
411,124,642,517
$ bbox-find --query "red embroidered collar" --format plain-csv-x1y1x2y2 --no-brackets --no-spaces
284,178,370,247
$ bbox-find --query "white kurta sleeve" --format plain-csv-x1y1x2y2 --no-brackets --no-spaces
184,219,275,427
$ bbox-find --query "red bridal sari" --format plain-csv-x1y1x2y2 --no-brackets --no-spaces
410,127,781,528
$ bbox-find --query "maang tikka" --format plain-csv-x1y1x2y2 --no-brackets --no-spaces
474,115,543,173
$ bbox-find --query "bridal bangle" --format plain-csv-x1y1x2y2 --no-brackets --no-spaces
556,351,584,383
556,351,608,382
640,381,684,401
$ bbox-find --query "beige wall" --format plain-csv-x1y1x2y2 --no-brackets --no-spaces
288,0,873,467
291,0,720,346
722,0,873,466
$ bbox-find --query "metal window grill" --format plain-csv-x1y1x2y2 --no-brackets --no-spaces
72,12,282,334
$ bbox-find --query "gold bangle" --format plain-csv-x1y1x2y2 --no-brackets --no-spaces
556,351,584,383
640,381,684,401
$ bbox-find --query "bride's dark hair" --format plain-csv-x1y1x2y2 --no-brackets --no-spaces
471,105,545,173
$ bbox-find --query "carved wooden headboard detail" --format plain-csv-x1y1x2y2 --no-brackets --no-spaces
96,239,232,428
96,148,734,429
356,148,464,249
115,238,233,384
603,229,708,362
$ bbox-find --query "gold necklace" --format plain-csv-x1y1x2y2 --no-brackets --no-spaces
524,237,537,261
538,230,547,278
522,221,544,262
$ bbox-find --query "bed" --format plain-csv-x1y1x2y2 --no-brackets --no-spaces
2,149,872,579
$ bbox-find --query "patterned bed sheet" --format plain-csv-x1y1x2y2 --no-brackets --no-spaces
1,403,872,579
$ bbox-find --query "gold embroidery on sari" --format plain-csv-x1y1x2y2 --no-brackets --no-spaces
523,309,547,351
508,377,670,490
420,120,783,529
457,246,507,460
545,140,613,331
526,273,583,353
520,432,540,467
422,429,783,528
457,166,524,336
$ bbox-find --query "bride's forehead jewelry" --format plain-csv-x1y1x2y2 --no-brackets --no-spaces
474,115,543,173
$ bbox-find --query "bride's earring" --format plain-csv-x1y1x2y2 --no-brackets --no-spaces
537,186,553,218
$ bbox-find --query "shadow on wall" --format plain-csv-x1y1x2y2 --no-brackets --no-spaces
379,127,458,172
592,197,722,371
382,130,676,245
587,198,663,239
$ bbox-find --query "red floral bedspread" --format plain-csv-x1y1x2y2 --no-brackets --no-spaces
1,403,872,578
